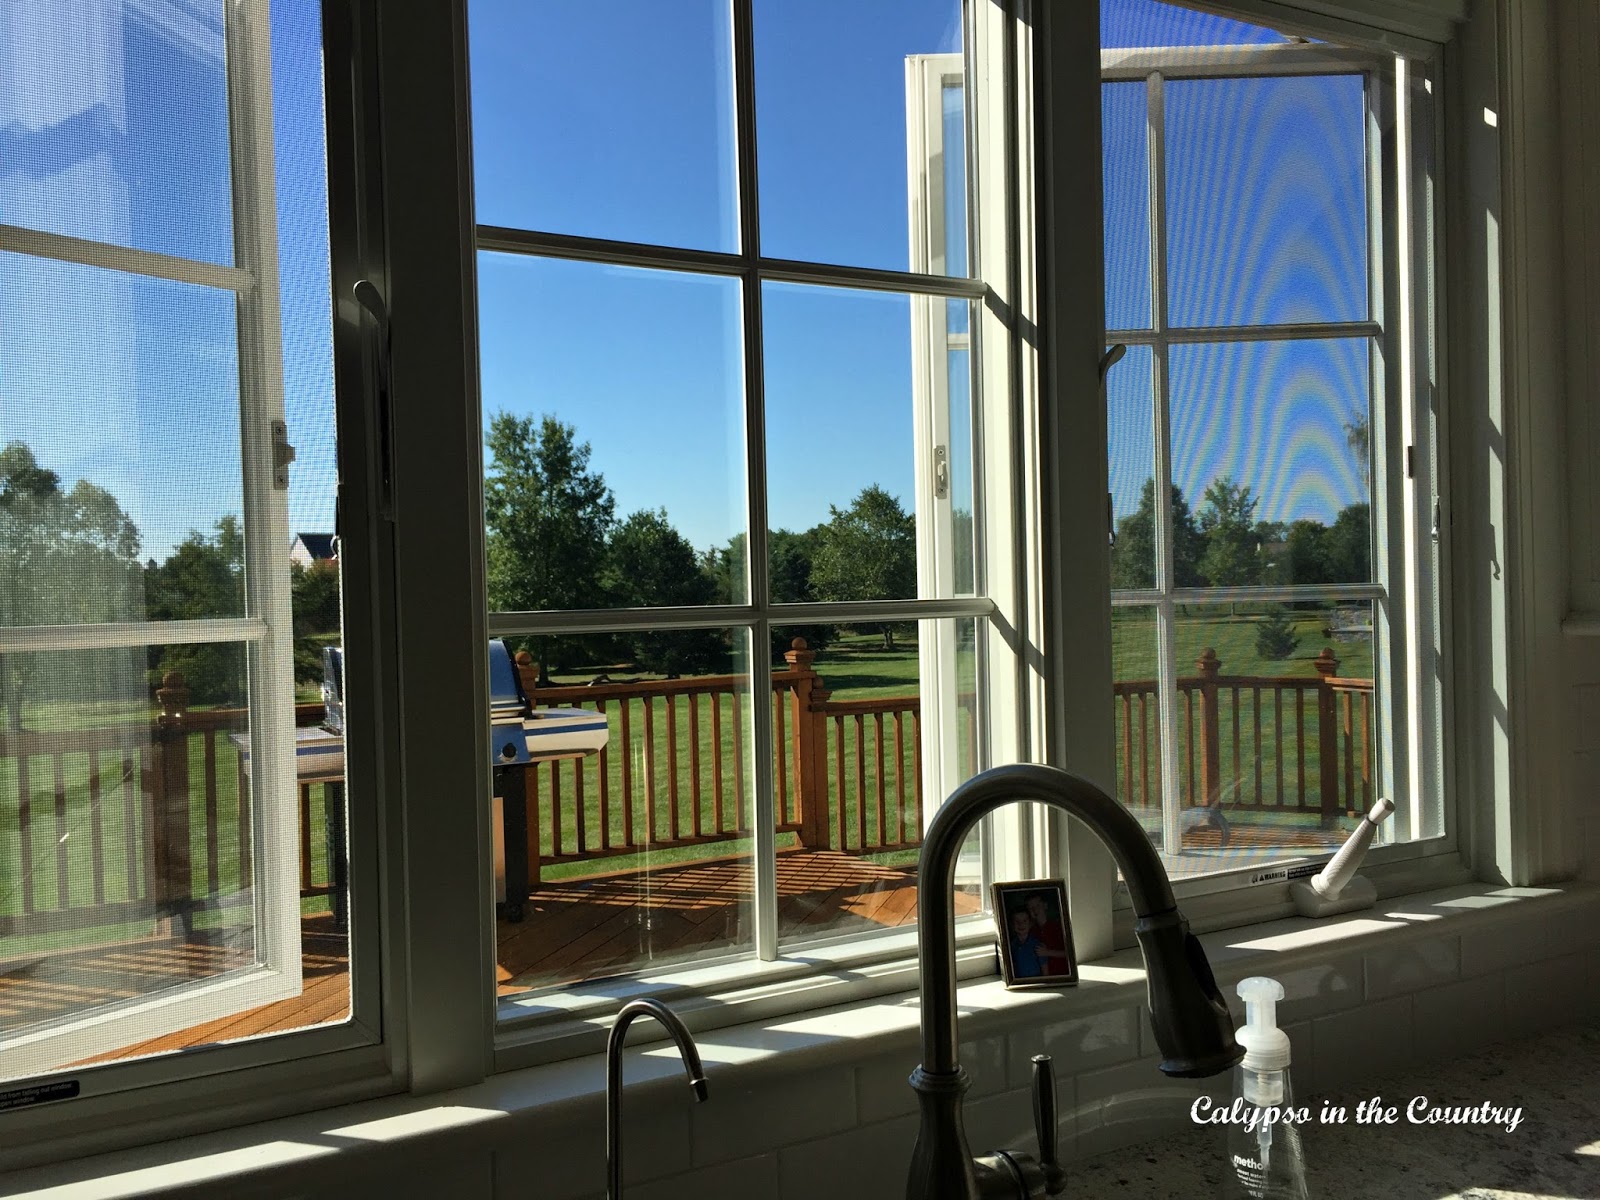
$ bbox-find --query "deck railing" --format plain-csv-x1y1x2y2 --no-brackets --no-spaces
1113,647,1373,824
0,674,335,941
0,643,1374,936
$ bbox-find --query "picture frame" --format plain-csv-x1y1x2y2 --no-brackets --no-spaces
992,878,1077,989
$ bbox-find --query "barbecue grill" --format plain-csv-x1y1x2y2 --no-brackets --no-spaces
317,642,607,920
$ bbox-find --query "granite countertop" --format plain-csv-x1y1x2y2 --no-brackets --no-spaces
1069,1025,1600,1198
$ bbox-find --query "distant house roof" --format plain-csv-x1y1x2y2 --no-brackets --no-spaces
291,533,337,565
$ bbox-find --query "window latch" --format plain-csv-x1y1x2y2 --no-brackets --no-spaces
1431,497,1441,543
933,444,949,499
1099,343,1127,385
1108,491,1116,548
271,419,296,490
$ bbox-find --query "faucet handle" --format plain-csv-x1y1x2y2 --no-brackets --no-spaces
1031,1055,1066,1196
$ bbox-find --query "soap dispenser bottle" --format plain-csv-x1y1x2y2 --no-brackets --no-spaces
1223,976,1309,1199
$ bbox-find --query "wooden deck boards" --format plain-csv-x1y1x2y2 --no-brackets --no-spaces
10,825,1345,1068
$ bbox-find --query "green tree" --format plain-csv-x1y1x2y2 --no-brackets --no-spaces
709,528,830,660
1110,478,1204,589
1197,477,1263,589
810,486,916,650
1323,503,1371,583
290,559,342,686
605,509,721,674
144,517,247,705
483,413,615,680
0,443,144,728
1255,606,1300,660
1282,519,1331,586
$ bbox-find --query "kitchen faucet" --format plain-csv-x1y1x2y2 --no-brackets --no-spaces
607,998,708,1200
906,763,1243,1200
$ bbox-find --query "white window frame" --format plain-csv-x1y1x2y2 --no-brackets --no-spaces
0,0,305,1082
8,0,1582,1170
1098,40,1449,897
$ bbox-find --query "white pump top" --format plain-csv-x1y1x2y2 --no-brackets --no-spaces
1235,976,1292,1073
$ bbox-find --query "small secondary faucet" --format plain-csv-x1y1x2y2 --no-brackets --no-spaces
906,763,1243,1200
607,998,708,1200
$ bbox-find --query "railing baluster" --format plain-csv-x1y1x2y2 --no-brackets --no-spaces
299,782,313,892
733,689,748,832
128,751,144,900
1183,689,1195,807
912,708,923,835
1252,688,1263,807
237,749,251,887
89,749,106,906
773,687,788,826
1275,689,1285,807
17,753,34,913
53,754,69,910
1227,686,1239,805
874,712,887,851
688,692,703,837
665,694,679,839
1342,691,1355,814
711,690,725,833
895,710,908,844
853,714,866,850
204,730,219,893
642,698,657,841
596,699,611,850
620,700,635,846
1359,690,1373,810
1139,691,1151,806
833,716,846,849
574,750,587,854
551,758,564,856
1295,690,1307,808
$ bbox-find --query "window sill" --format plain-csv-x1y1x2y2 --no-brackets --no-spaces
7,879,1596,1199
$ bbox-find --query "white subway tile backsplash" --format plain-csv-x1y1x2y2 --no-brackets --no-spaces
1460,918,1552,976
1411,972,1508,1061
689,1064,856,1168
1364,935,1460,998
1504,954,1589,1033
495,1099,692,1200
1311,994,1415,1090
1271,955,1366,1023
962,1081,1073,1161
1006,1005,1141,1089
627,1153,780,1200
776,1115,918,1197
854,1052,918,1124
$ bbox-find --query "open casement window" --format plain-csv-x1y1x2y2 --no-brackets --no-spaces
472,0,1038,1043
907,51,978,814
0,1,306,1081
1099,8,1444,897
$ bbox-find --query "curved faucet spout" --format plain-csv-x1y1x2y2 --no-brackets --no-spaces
607,999,708,1200
907,764,1241,1200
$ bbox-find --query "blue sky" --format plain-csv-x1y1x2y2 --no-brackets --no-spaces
0,0,1370,567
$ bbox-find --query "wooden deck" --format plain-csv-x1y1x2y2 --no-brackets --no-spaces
7,848,951,1066
8,823,1344,1068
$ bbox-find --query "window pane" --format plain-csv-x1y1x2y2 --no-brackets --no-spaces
1170,339,1372,586
0,254,245,621
754,0,964,272
1107,344,1156,589
468,0,738,252
0,1,235,265
0,0,352,1077
765,283,975,602
1166,74,1369,327
495,631,754,994
1101,0,1290,49
1111,605,1161,819
1158,602,1376,881
479,254,747,613
772,618,982,949
1103,81,1150,331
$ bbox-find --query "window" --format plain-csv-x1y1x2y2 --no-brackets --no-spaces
0,0,360,1090
468,0,1039,1022
1098,1,1444,892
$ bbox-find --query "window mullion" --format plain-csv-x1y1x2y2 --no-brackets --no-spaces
731,0,777,961
1146,70,1185,857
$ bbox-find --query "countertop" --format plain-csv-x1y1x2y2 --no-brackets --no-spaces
1068,1024,1600,1198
